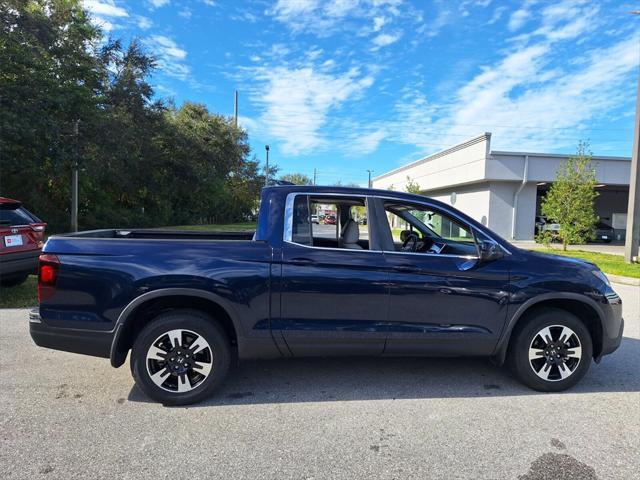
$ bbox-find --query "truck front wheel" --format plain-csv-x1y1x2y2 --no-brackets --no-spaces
130,309,231,405
507,308,593,392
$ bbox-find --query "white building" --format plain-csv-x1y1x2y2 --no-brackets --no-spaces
372,133,632,241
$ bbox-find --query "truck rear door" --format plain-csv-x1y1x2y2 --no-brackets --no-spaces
275,193,389,356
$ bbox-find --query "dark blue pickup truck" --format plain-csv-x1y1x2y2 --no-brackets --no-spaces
31,186,624,405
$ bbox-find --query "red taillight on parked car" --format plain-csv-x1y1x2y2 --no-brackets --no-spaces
38,254,60,303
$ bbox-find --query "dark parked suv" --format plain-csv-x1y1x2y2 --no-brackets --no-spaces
30,186,623,405
0,198,46,286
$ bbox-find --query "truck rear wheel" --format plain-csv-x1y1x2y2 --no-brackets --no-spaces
507,308,592,392
130,309,231,405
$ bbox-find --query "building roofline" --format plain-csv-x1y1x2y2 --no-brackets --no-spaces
490,150,631,162
373,132,491,181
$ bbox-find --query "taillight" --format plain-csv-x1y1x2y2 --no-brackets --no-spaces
38,254,59,303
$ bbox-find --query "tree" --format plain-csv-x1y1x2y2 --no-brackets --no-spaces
405,176,421,194
1,1,265,231
280,173,312,185
540,142,599,250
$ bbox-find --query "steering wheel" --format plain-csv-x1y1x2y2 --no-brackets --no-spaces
401,232,420,252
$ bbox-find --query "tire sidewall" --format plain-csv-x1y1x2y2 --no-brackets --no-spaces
510,308,593,392
131,310,231,405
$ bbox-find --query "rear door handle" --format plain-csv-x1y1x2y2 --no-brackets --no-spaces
290,257,315,266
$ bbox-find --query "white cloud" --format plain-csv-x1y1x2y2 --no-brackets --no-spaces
269,0,401,36
136,16,152,29
148,35,190,80
247,65,375,155
373,16,386,32
371,32,401,49
83,0,128,17
83,0,129,32
151,35,187,59
487,5,506,25
348,128,387,154
148,0,170,8
508,8,529,31
388,0,638,154
393,35,639,153
178,8,192,19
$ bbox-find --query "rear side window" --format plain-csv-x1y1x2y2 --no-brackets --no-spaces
0,205,38,226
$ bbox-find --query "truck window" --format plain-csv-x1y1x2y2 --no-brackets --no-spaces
287,194,369,250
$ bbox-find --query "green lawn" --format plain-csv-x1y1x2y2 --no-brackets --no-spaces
167,222,257,231
0,275,38,308
532,248,640,279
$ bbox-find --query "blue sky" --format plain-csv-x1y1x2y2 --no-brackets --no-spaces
85,0,639,186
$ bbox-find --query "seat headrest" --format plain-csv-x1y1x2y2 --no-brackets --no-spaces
342,219,360,244
400,230,413,242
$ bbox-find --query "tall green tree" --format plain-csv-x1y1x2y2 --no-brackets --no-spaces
540,142,599,250
1,0,104,229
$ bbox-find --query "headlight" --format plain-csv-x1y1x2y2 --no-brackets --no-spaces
591,269,611,287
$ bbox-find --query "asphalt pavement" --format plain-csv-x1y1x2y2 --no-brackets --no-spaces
1,284,638,479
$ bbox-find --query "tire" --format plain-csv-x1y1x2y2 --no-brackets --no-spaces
130,309,231,405
0,274,29,287
507,308,593,392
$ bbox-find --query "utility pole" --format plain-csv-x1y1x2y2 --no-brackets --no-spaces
367,169,374,189
624,72,640,263
71,119,79,232
233,90,238,128
313,168,317,185
265,145,270,187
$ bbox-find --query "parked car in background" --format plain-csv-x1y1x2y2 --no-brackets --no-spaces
311,214,319,224
324,214,336,225
0,197,46,286
535,216,560,241
592,221,614,243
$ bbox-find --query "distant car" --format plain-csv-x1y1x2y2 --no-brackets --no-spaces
324,215,336,225
535,216,560,241
311,214,319,224
592,222,615,243
0,198,46,286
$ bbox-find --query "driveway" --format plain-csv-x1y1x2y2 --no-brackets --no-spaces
1,284,638,479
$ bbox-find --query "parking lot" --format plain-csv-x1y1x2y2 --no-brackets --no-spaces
1,283,638,479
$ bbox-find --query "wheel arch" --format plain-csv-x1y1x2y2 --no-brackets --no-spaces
493,293,604,365
110,288,243,368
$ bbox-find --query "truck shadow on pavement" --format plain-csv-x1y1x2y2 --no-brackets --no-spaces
127,336,639,407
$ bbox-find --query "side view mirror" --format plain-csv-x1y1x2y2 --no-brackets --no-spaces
478,240,504,264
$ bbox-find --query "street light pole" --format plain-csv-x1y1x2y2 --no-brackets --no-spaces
265,145,270,187
367,169,374,188
624,72,640,263
71,119,79,232
234,90,238,128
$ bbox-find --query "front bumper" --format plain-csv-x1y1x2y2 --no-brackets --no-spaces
0,249,40,277
599,317,624,359
29,309,112,358
595,291,624,361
